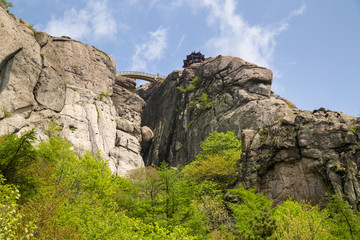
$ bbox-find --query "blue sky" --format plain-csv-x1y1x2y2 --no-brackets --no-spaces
9,0,360,116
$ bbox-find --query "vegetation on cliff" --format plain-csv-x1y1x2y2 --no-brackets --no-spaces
0,0,12,10
1,128,360,239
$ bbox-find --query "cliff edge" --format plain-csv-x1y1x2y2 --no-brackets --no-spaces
0,5,147,175
1,3,360,208
140,55,360,208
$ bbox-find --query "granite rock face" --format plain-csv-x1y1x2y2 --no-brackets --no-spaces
241,109,360,207
0,7,41,118
140,55,288,165
140,55,360,208
0,6,144,176
2,3,360,207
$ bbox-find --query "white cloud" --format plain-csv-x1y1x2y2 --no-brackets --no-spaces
131,27,168,71
175,34,185,52
44,0,117,40
169,0,305,69
197,0,287,68
289,1,306,18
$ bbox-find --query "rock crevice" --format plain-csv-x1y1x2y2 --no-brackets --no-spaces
0,7,144,175
140,55,360,207
0,47,23,94
1,6,360,207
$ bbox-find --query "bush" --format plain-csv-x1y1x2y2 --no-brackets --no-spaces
183,131,241,187
1,0,13,9
192,76,203,88
273,199,334,240
0,174,36,239
0,129,38,198
198,131,241,157
325,194,360,239
228,185,275,239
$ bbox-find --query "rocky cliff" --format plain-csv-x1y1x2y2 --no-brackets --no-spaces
0,5,146,175
140,56,360,208
1,4,360,208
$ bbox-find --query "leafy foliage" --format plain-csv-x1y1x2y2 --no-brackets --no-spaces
192,76,203,88
198,131,241,157
199,92,212,109
26,24,37,34
183,131,241,186
1,0,13,9
0,174,36,239
2,108,11,119
273,199,333,240
2,128,360,239
228,185,275,239
177,76,203,93
325,194,360,239
190,93,212,110
177,84,196,93
0,129,38,199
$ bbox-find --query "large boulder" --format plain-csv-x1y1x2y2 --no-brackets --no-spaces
241,109,360,207
0,7,144,176
112,77,145,127
140,55,360,207
33,32,66,112
51,36,115,94
0,6,41,118
140,55,287,166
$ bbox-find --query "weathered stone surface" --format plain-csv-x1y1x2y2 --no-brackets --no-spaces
33,32,66,112
0,115,27,135
2,6,360,208
51,36,115,94
141,55,360,208
0,8,144,176
109,146,143,176
116,117,135,133
115,75,136,91
112,79,145,125
141,55,287,166
240,110,360,207
0,6,41,116
141,126,154,148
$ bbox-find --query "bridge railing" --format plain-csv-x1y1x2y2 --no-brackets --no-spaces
117,71,167,79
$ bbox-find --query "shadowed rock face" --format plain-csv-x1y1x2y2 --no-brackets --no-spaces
140,55,282,166
241,110,360,207
0,6,42,118
0,48,23,94
140,55,360,208
1,3,360,207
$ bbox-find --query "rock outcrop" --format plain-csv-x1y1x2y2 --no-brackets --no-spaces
2,3,360,208
0,6,144,175
140,55,360,208
140,56,290,165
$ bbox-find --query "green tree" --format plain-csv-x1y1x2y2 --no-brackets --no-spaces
198,131,241,157
0,129,38,198
127,166,163,224
273,199,334,240
158,164,209,236
228,185,275,239
245,208,277,240
21,189,81,239
0,174,36,239
183,131,241,187
1,0,13,9
194,180,232,233
325,194,360,240
158,163,192,220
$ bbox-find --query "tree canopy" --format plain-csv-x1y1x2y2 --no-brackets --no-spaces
1,128,360,239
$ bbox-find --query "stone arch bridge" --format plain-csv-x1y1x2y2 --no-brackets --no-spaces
117,71,166,82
